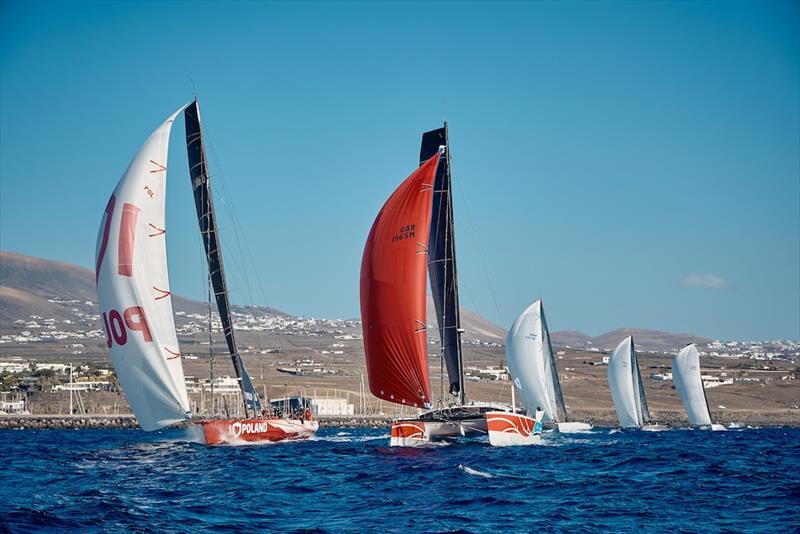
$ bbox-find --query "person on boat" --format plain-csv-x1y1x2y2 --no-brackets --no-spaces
304,408,312,421
534,406,544,433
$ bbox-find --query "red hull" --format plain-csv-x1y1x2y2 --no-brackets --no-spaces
199,417,318,445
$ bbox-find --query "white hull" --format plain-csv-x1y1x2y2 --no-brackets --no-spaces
557,421,593,433
641,424,670,432
486,411,542,447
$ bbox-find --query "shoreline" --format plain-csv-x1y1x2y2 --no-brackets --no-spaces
0,411,797,430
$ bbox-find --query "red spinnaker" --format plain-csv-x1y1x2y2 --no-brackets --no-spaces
360,153,441,407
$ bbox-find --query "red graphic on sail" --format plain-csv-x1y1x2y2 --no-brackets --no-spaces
360,153,440,408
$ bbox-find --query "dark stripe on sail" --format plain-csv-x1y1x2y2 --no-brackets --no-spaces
632,340,651,424
541,307,568,422
184,100,261,414
420,124,464,401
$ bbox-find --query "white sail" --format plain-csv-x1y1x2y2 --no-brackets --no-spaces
608,336,643,428
506,300,565,423
95,107,190,431
672,344,712,426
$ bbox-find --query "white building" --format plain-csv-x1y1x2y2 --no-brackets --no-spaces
311,397,354,416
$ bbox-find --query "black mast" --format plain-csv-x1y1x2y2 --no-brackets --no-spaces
420,123,466,405
184,99,261,416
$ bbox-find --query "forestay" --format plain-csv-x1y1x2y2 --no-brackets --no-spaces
95,107,191,431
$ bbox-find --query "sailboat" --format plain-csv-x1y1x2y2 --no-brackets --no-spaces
608,336,665,430
672,344,726,431
360,123,509,447
95,101,318,444
503,300,592,434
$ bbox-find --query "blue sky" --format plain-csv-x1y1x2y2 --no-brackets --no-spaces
1,1,798,341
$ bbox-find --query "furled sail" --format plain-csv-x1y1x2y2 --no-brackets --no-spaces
608,336,650,428
420,125,465,401
360,153,442,408
672,344,712,426
184,100,261,414
95,107,190,431
506,300,567,423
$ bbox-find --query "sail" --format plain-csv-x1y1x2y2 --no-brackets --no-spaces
506,300,567,423
95,107,190,431
608,336,642,428
672,344,712,426
420,125,464,400
184,100,261,414
632,341,651,423
360,153,441,407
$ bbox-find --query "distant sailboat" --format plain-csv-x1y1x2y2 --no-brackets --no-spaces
672,344,726,431
96,101,317,444
608,336,664,430
505,300,591,433
360,123,508,447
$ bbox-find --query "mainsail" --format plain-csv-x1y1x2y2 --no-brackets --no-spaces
95,107,191,431
360,153,442,408
672,344,712,426
184,100,261,414
608,336,651,428
420,124,465,401
506,300,567,423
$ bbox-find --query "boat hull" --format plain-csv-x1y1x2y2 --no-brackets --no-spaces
389,403,510,446
486,411,542,447
199,417,318,445
556,421,593,433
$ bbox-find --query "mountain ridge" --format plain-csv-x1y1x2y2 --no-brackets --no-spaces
0,251,712,351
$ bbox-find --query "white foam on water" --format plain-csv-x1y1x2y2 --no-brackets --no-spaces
458,464,494,478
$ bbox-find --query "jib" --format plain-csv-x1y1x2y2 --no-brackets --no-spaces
101,306,152,348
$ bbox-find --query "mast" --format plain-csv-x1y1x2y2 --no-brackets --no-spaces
631,338,651,424
541,304,567,422
184,99,261,417
420,123,466,405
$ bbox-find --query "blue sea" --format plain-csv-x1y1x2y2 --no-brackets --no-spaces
1,426,798,533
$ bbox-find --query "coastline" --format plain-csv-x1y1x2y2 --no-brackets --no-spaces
1,410,797,430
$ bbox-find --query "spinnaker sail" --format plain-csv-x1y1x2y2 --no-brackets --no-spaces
360,153,442,408
95,107,191,431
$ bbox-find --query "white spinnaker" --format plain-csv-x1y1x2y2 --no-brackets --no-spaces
95,107,190,431
608,336,641,428
506,300,560,423
672,344,712,426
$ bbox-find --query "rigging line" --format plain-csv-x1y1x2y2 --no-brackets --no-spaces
451,157,505,329
199,110,270,312
199,112,271,377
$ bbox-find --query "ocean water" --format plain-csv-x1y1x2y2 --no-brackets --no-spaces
1,426,798,533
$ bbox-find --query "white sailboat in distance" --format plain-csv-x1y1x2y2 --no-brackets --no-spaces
505,300,592,433
672,344,726,431
608,336,667,431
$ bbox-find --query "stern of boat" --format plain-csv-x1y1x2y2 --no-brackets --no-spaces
486,411,542,447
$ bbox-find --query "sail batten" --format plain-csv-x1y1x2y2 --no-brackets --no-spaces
184,100,261,414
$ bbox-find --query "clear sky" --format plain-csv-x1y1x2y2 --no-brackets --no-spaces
1,1,798,341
